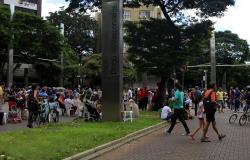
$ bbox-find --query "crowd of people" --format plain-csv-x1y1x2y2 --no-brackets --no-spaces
1,81,250,143
0,83,103,127
160,83,250,142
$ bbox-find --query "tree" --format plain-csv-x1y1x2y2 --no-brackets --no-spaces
124,19,212,109
67,0,234,38
66,0,235,107
47,9,98,60
35,43,79,86
80,54,137,86
0,5,77,85
184,30,250,88
215,31,249,88
216,30,249,64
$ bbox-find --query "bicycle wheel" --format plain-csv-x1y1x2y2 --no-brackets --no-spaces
239,114,247,126
229,114,238,124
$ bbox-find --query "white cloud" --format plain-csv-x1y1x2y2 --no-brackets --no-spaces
42,0,68,18
214,0,250,44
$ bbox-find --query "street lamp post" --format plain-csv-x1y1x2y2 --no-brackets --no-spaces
7,5,15,88
203,70,207,89
59,23,64,87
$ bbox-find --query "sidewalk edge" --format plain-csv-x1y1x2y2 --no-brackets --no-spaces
63,121,166,160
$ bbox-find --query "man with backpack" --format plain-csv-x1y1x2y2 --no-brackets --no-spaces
201,83,226,142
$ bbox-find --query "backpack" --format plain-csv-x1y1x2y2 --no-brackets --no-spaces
203,91,216,113
195,90,202,102
27,91,38,110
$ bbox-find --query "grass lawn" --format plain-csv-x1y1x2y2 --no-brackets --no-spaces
0,112,162,160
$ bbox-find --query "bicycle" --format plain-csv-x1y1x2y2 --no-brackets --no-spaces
239,110,250,126
229,113,238,124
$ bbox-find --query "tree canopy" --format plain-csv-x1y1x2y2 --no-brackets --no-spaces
0,5,78,85
67,0,234,31
80,54,136,85
47,10,98,60
124,19,212,76
215,30,249,64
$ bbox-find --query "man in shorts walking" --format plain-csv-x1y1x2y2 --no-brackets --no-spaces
201,83,226,142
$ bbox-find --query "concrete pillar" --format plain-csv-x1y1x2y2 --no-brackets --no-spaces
102,0,123,121
210,31,216,85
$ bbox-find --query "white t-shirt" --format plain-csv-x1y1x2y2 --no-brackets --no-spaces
197,102,205,118
185,98,192,107
64,98,73,109
128,89,133,99
161,106,172,119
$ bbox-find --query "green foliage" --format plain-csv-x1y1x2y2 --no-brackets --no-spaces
185,30,250,88
0,5,79,85
11,8,63,62
215,30,249,64
35,43,79,86
0,112,161,160
47,10,98,59
124,19,212,76
81,54,102,79
67,0,234,30
80,54,137,85
0,6,11,51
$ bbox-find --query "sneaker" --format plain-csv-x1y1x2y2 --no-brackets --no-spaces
219,134,226,140
201,138,211,142
181,132,190,136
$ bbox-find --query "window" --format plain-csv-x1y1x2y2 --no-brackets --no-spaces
139,11,150,20
124,10,131,21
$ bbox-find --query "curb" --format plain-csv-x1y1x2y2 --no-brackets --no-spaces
63,121,166,160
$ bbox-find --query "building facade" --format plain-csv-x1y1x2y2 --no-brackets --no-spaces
0,0,42,16
123,5,163,22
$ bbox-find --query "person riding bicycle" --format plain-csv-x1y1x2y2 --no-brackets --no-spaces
243,86,250,112
27,84,39,128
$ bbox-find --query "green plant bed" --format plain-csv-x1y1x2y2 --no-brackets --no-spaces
0,112,162,160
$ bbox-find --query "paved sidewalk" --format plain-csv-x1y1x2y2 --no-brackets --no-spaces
94,110,250,160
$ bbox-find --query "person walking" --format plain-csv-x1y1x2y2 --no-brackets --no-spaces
166,83,190,135
141,87,149,111
194,86,202,116
190,97,207,140
201,83,226,142
27,84,39,128
234,87,241,112
229,87,235,110
216,88,224,113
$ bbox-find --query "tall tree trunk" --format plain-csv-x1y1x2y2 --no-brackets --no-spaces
154,75,167,111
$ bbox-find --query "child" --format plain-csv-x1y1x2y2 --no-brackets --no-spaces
190,98,207,140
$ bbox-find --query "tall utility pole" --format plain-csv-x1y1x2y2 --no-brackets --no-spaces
102,0,123,121
210,31,216,85
204,70,207,89
7,5,15,88
59,23,64,87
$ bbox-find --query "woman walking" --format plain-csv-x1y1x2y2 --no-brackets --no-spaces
190,97,207,140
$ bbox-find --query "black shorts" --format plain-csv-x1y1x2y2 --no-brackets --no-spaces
206,110,216,122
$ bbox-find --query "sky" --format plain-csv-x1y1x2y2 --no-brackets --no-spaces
42,0,250,44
